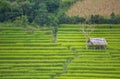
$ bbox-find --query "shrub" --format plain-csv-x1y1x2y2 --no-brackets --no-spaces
14,15,29,27
58,12,85,24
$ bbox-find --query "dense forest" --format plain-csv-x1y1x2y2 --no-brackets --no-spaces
0,0,61,26
0,0,120,26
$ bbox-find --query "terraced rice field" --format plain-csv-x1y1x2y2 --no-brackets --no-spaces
0,26,74,79
56,24,120,79
0,24,120,79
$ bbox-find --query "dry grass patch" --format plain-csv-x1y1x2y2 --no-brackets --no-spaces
67,0,120,18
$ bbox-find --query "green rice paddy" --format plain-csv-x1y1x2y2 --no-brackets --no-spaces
0,24,120,79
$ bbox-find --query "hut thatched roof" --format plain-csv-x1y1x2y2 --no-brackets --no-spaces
87,38,107,45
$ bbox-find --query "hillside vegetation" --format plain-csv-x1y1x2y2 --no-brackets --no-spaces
1,0,120,24
67,0,120,18
0,24,120,79
0,0,120,79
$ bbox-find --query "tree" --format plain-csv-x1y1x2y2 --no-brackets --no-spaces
57,12,70,24
46,0,61,13
110,12,115,24
34,3,48,26
52,25,58,43
14,15,29,27
80,23,94,49
8,1,23,21
47,14,59,26
70,15,86,24
114,14,120,24
110,12,120,24
48,14,59,43
0,0,10,22
89,14,107,24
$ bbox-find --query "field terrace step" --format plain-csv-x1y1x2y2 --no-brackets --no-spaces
0,43,62,47
0,53,74,57
0,47,68,50
59,24,120,28
0,76,50,79
0,59,66,63
0,49,72,53
56,73,120,79
56,77,117,79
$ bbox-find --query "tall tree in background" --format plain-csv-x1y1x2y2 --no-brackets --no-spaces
0,0,10,22
34,2,48,26
46,0,61,13
33,0,61,26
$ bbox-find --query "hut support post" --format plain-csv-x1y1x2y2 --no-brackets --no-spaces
104,45,106,50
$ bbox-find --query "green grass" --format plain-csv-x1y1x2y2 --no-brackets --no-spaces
0,24,120,79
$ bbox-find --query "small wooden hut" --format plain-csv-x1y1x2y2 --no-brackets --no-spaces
87,38,107,49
